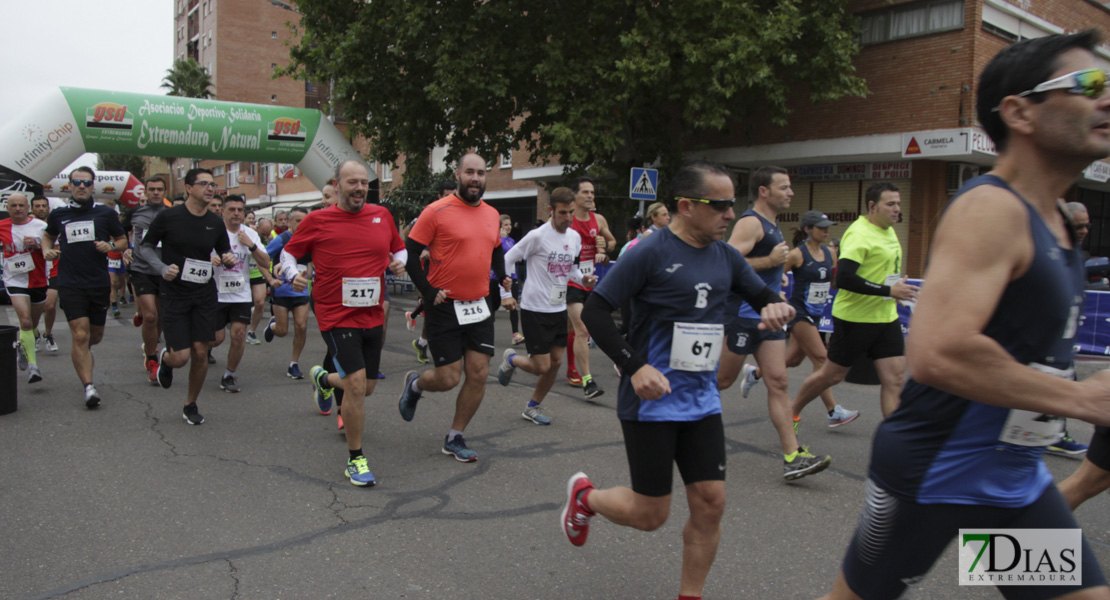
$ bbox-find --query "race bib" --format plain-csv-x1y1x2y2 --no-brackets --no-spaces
181,257,213,284
579,260,594,277
342,277,381,307
219,273,245,294
108,258,122,270
453,298,490,325
4,252,34,275
669,322,725,372
65,220,95,243
806,282,830,305
998,363,1070,447
549,283,567,305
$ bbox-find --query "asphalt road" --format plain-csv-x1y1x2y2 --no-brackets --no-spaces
3,295,1109,600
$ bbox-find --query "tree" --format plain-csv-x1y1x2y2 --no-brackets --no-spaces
161,57,214,99
283,0,866,192
97,153,146,181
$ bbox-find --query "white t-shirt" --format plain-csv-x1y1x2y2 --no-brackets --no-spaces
2,218,47,289
504,222,584,313
215,226,262,304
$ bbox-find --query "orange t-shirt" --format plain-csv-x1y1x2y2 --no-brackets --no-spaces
408,194,501,301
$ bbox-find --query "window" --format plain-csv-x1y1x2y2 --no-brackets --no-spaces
859,0,963,45
228,162,239,188
272,63,277,71
382,163,393,182
212,164,225,177
270,94,277,102
271,31,277,39
500,151,512,169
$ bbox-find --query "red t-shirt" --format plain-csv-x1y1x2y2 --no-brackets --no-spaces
408,194,501,301
568,211,599,291
282,204,404,331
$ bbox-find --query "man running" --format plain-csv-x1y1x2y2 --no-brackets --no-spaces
398,152,515,462
210,195,268,393
561,160,794,600
30,196,60,353
142,168,235,425
264,208,311,379
285,160,405,486
820,30,1110,599
123,176,169,384
246,217,274,345
564,176,616,399
496,187,597,425
1,193,48,383
42,167,128,407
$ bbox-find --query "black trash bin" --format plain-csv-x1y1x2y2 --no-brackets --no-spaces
0,325,17,414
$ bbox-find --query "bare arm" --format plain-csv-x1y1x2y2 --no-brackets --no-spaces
726,216,786,271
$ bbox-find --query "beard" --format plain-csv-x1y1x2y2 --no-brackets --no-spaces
458,182,485,203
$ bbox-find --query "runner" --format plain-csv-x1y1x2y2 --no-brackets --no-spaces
245,217,274,345
1,193,48,383
30,196,59,353
405,180,457,364
106,204,127,318
564,176,616,399
41,166,128,408
560,160,794,600
264,208,311,379
123,176,169,384
209,195,268,393
819,30,1110,599
496,187,597,425
398,152,515,462
141,167,236,425
282,160,406,486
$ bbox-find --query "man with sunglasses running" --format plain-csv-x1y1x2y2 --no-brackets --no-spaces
820,30,1110,600
42,166,128,408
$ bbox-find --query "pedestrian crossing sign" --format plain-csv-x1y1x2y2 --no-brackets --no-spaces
629,168,658,201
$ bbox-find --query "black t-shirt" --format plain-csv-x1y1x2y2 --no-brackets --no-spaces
142,204,231,297
45,202,126,289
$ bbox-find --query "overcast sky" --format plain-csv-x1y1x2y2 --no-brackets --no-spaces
1,0,173,170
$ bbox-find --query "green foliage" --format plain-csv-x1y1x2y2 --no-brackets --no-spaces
97,153,146,181
379,167,456,225
283,0,866,188
161,58,214,99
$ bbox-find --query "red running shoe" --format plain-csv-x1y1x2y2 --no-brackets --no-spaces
561,471,595,547
133,312,143,327
146,359,159,385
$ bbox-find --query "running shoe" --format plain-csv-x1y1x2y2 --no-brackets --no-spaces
220,373,240,393
310,365,333,415
111,304,121,318
512,332,525,346
783,448,831,481
561,472,595,547
182,403,205,425
287,363,304,379
336,410,344,431
398,371,422,421
345,455,376,486
127,295,134,304
246,331,261,345
412,339,429,364
27,364,42,384
522,405,551,425
146,359,159,385
497,348,516,386
207,349,216,365
583,379,604,400
827,405,860,428
404,310,417,331
264,317,276,343
739,364,761,398
85,384,101,409
156,348,174,389
442,434,477,462
566,372,583,387
16,343,28,371
44,334,58,353
1047,436,1089,458
378,372,386,379
133,312,143,327
34,334,41,352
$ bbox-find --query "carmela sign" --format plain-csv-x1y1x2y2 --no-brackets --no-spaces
902,127,998,158
787,161,912,183
1084,161,1110,183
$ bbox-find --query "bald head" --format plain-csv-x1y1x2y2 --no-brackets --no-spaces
456,153,487,204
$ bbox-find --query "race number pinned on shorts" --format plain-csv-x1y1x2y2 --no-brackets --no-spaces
65,221,95,243
549,283,567,305
4,252,34,275
342,277,381,307
670,322,724,371
579,260,594,277
453,298,490,325
807,282,830,305
181,257,213,284
999,362,1071,447
108,258,122,270
219,273,245,294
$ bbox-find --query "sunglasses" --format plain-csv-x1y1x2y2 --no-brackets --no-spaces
70,179,95,187
993,69,1107,111
677,196,735,212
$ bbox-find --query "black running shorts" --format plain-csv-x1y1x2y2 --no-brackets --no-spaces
619,414,726,497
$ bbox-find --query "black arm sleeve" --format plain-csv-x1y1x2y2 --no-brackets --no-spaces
581,293,647,376
491,244,507,282
836,259,890,296
405,237,439,302
745,286,786,314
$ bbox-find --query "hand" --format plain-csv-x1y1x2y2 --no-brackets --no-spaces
770,242,790,266
501,297,518,311
163,264,180,281
1082,371,1110,426
595,235,606,250
630,364,671,400
596,252,610,266
890,279,920,302
582,274,598,289
122,249,133,265
501,276,512,292
22,236,39,251
419,249,430,262
781,273,789,288
221,253,236,267
237,230,253,246
757,302,796,332
434,288,450,305
44,249,60,261
388,259,406,276
94,241,112,254
291,272,309,293
210,255,223,267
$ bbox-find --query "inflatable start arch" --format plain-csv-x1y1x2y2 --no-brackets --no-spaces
0,87,371,209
